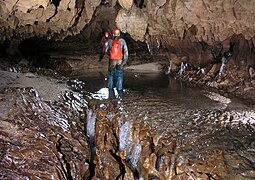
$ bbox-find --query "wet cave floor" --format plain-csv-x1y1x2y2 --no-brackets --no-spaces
69,69,255,179
0,65,254,179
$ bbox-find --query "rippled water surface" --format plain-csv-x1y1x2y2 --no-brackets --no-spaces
69,70,255,131
70,70,254,128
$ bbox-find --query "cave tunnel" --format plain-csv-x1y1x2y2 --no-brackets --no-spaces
0,1,255,180
16,2,153,72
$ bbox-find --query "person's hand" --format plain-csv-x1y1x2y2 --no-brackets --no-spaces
120,63,124,69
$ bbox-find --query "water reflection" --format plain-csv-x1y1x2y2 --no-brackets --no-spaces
66,70,169,91
91,87,109,100
69,70,170,101
69,70,254,130
91,87,124,100
69,70,232,110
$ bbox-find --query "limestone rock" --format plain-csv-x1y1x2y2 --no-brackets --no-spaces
116,7,148,41
1,0,255,45
109,0,118,7
142,0,255,44
118,0,133,10
0,0,99,41
251,80,255,88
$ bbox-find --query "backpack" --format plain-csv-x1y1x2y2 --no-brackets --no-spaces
110,39,123,60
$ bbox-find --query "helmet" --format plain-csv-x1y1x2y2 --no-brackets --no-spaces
104,31,109,37
113,28,120,37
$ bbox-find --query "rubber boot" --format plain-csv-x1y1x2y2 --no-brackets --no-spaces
107,69,114,89
108,89,116,100
117,90,123,100
116,69,123,91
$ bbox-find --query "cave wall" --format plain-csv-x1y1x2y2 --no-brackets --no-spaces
0,0,101,42
116,0,255,43
115,0,255,67
1,0,255,68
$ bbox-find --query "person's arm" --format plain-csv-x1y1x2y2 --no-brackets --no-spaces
121,39,128,65
105,39,112,54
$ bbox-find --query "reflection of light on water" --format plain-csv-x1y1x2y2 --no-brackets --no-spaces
91,88,125,100
91,88,109,100
203,91,231,110
203,91,231,104
230,110,255,125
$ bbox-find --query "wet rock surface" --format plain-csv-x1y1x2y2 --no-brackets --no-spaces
84,98,255,179
1,0,255,177
0,69,91,179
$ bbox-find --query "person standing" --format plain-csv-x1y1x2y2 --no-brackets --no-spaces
106,27,128,91
99,31,111,62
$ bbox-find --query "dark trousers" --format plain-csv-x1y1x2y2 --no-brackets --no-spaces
108,60,123,91
99,51,105,62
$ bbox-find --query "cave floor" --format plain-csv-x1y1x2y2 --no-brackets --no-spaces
0,57,254,179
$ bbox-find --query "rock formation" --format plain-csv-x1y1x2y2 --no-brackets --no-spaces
1,0,255,73
1,1,255,179
0,0,254,43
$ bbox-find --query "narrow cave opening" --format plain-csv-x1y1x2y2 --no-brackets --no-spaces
75,0,85,8
134,0,145,9
51,0,61,7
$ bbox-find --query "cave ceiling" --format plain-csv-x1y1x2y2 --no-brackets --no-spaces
0,0,255,43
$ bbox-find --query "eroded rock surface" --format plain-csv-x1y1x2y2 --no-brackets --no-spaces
84,99,255,180
1,0,255,179
0,71,90,179
116,0,255,43
1,0,255,43
0,0,99,41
